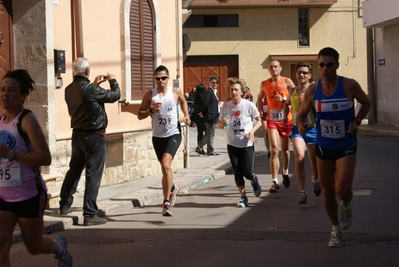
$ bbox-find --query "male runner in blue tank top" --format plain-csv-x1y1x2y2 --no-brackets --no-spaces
297,47,370,248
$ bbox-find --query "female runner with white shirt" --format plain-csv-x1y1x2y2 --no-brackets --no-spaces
218,77,262,207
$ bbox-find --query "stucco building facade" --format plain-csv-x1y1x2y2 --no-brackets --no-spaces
182,0,368,103
363,0,399,127
0,0,190,207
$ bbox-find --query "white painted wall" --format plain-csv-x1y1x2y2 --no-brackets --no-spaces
363,0,399,28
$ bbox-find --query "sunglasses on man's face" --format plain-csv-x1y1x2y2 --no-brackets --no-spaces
154,76,169,81
297,71,309,75
318,62,336,68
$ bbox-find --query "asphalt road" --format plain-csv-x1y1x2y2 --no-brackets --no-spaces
9,132,399,267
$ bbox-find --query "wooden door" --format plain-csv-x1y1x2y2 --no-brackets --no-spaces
0,0,13,80
183,55,238,102
0,0,12,115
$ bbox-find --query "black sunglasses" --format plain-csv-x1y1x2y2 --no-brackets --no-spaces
318,62,336,68
154,76,169,81
297,71,309,75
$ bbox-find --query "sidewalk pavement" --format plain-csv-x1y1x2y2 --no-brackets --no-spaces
12,121,399,243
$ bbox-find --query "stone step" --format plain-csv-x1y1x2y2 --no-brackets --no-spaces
42,173,63,208
46,184,62,208
42,172,62,184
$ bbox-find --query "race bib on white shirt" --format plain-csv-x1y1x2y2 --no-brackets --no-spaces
0,159,22,187
320,119,345,138
154,100,174,125
231,117,243,130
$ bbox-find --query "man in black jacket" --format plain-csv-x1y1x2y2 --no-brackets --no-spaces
199,76,221,156
59,57,120,226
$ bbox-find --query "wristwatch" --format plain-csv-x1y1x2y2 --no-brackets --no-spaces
282,96,286,102
7,149,15,161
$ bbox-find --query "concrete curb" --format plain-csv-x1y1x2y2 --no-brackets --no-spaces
359,125,399,136
358,119,399,136
12,159,233,244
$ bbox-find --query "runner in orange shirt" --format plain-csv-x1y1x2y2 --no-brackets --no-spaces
257,60,295,193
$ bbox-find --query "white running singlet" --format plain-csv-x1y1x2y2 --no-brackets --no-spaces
151,86,180,138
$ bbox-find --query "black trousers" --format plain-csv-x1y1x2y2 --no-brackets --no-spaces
227,144,256,187
60,132,106,218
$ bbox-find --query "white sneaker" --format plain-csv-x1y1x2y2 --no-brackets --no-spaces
162,202,172,216
237,196,248,208
169,184,180,207
328,230,343,248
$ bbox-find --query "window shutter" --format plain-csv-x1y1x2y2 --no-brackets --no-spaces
130,0,156,100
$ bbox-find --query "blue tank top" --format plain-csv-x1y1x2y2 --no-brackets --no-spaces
314,76,356,149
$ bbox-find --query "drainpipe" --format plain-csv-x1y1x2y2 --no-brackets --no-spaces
71,0,84,59
175,1,189,168
345,0,357,65
366,28,376,125
176,0,181,80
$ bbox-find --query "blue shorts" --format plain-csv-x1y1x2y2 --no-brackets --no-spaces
291,125,316,145
315,142,357,160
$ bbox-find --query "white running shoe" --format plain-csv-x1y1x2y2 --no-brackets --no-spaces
328,230,344,248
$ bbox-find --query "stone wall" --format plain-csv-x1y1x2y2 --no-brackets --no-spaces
52,127,186,194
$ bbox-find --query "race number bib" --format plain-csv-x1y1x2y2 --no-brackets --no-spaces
270,109,283,121
320,119,345,139
154,101,174,125
0,160,22,187
231,118,242,130
156,115,172,125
